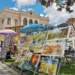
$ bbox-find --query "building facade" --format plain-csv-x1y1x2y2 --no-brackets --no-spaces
0,7,49,40
66,18,75,37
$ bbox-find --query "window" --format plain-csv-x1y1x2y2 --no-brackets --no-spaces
45,25,47,27
23,18,27,25
29,19,33,25
34,20,38,24
30,12,32,15
7,18,11,24
14,19,17,25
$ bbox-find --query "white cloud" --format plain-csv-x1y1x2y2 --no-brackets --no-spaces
23,9,26,11
40,14,44,17
28,8,33,11
9,7,18,10
12,0,36,8
44,3,75,25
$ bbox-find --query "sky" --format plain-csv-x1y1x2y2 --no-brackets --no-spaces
0,0,75,26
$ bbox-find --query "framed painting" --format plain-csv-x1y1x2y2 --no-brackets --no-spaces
47,26,71,41
42,42,65,57
39,57,58,75
29,54,40,67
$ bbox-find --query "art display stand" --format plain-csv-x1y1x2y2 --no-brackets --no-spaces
14,26,72,75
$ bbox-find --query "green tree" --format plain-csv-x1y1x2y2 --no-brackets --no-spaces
37,0,75,13
51,60,57,69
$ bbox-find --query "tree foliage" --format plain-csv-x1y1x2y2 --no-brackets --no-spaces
37,0,75,13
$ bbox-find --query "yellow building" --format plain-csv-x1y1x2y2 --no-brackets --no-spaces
0,6,49,40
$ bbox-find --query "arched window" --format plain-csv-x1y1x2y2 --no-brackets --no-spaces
45,25,47,27
34,20,38,24
23,18,27,25
29,19,33,25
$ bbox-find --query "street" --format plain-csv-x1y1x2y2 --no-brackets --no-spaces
0,62,18,75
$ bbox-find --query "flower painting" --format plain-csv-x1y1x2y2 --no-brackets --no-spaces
42,42,65,57
39,58,58,75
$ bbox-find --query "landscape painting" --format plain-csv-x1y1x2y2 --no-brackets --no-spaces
47,27,70,41
26,32,39,41
27,52,33,61
42,42,65,57
38,31,48,42
18,62,24,68
29,40,37,51
29,54,40,67
39,58,58,75
34,40,45,53
26,33,33,41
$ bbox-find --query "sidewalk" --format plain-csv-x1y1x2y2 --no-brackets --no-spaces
0,62,18,75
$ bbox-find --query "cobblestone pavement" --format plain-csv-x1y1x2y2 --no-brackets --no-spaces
0,62,18,75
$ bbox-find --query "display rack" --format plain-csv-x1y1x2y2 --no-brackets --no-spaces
14,26,71,75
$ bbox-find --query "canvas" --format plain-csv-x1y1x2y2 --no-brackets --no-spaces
29,40,37,51
34,40,45,53
38,31,48,42
27,52,33,61
22,60,31,71
18,62,24,68
39,58,58,75
29,54,40,67
42,42,65,57
47,27,71,41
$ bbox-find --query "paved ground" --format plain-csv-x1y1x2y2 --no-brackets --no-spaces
0,62,18,75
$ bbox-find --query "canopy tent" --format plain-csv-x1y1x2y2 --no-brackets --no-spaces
0,29,17,34
20,24,49,33
0,29,18,59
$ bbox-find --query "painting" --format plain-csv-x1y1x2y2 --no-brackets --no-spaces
34,40,45,53
26,33,33,41
39,58,58,75
27,52,33,61
47,27,70,41
38,31,48,42
29,40,37,50
22,60,31,70
18,62,24,68
42,42,65,57
29,54,40,67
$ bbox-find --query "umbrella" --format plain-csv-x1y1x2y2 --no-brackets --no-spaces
20,24,49,33
0,29,17,34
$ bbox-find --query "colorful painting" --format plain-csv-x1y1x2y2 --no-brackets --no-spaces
18,62,24,68
22,60,31,70
22,41,31,50
21,50,28,56
29,54,40,67
39,58,58,75
20,37,25,43
26,33,33,41
38,31,48,42
34,40,45,53
29,40,37,50
27,52,33,61
47,27,70,41
42,42,65,57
